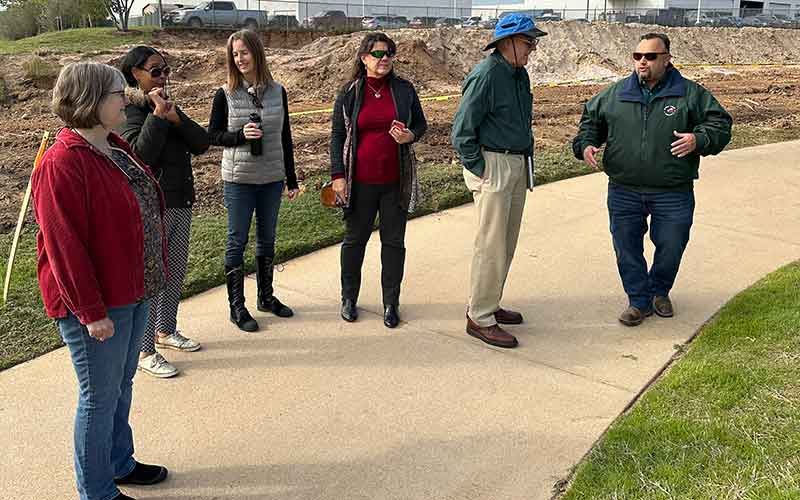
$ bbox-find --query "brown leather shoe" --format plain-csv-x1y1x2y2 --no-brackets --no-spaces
494,307,523,325
466,317,518,348
653,296,674,318
618,306,653,327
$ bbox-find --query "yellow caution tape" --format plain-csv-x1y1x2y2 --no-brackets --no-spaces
279,62,800,119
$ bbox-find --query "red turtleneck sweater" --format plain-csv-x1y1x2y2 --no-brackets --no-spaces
355,76,400,184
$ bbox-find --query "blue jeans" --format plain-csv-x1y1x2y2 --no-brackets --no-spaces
57,300,150,500
223,180,284,267
607,184,695,311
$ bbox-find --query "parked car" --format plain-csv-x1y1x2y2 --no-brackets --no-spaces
479,18,498,29
767,13,795,27
409,16,438,27
713,15,743,27
434,17,461,27
266,14,298,29
741,15,765,26
535,12,562,22
163,6,195,25
362,15,408,29
684,13,715,26
173,1,267,28
461,16,482,28
308,10,360,29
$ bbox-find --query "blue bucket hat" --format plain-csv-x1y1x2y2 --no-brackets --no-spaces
483,13,548,51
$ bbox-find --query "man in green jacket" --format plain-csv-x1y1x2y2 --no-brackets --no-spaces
452,13,546,348
573,33,732,326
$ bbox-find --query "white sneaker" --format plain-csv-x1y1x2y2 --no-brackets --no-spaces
138,352,179,378
155,331,201,352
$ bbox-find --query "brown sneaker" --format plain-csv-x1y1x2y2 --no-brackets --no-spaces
466,317,518,348
618,306,653,327
494,307,523,325
653,296,674,318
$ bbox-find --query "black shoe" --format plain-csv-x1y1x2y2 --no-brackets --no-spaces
259,295,294,317
383,305,400,329
225,265,259,332
341,298,358,322
113,494,136,500
256,256,294,317
114,461,168,486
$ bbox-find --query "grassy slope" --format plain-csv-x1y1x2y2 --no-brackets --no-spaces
561,261,800,499
0,27,156,55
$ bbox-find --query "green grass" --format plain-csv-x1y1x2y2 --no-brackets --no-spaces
0,27,157,55
561,261,800,500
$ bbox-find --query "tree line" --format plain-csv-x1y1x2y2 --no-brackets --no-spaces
0,0,137,39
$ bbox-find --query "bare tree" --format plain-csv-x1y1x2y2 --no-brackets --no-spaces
104,0,133,31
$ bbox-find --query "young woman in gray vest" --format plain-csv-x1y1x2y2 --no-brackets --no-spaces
208,30,299,332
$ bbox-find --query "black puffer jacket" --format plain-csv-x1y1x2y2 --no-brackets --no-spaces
118,88,210,208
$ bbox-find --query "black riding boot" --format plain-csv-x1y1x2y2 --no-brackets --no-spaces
256,256,293,317
225,265,258,332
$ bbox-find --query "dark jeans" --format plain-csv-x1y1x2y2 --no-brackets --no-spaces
607,183,695,311
57,301,150,500
341,182,408,306
223,180,284,267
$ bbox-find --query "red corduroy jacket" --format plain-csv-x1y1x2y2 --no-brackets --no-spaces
32,128,166,325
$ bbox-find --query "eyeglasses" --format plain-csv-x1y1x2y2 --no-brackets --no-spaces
143,65,171,78
632,52,668,61
368,50,395,60
517,37,538,49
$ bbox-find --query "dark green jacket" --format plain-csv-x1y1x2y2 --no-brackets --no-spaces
572,66,732,192
452,51,533,177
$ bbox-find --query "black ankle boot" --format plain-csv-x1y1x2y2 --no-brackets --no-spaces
114,461,168,485
113,494,136,500
225,265,258,332
383,304,400,329
341,298,358,322
256,256,293,317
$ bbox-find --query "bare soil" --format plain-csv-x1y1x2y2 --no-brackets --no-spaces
0,24,798,230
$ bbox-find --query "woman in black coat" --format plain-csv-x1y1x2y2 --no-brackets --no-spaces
119,46,210,378
330,32,427,329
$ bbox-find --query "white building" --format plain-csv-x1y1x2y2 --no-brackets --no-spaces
256,0,474,22
471,0,799,19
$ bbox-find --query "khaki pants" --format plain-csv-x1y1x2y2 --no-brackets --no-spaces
464,150,528,327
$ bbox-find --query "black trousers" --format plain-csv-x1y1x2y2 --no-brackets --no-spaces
341,182,408,306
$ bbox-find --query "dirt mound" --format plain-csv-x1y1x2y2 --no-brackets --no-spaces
263,23,800,101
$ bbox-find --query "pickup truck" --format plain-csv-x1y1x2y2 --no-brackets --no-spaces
172,1,267,29
307,10,361,29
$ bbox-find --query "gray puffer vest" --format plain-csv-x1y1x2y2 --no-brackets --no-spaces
221,81,285,185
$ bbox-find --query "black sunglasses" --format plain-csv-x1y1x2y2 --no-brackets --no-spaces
632,52,668,61
368,50,395,60
142,65,171,78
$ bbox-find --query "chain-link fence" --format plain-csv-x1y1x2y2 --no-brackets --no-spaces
128,1,800,31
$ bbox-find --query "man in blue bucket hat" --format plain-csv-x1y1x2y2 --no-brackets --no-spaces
452,13,547,349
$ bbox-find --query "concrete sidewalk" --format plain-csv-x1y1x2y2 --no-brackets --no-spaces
2,141,799,500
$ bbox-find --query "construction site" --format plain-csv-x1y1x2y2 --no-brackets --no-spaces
1,22,799,230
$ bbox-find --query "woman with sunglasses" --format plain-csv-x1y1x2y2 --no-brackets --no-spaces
119,46,210,378
208,29,299,332
330,32,427,328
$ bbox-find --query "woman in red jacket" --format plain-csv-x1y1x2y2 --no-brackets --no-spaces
32,62,168,500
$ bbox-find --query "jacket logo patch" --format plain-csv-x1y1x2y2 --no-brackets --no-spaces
664,105,678,117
